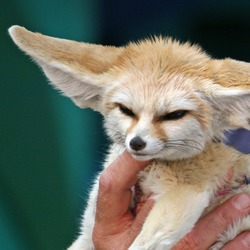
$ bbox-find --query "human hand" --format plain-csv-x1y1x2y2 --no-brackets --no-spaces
173,193,250,250
92,151,154,250
92,151,250,250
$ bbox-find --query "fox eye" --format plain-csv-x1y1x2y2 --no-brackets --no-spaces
118,104,135,118
159,110,188,121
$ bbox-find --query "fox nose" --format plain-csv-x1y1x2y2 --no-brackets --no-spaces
129,136,146,151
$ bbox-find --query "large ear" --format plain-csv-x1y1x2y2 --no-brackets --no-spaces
8,26,124,111
204,58,250,130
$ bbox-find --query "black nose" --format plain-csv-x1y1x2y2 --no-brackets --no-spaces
129,136,146,151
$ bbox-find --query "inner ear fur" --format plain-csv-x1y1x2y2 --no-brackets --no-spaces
9,25,124,111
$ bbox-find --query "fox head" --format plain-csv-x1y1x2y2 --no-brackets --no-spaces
9,26,250,161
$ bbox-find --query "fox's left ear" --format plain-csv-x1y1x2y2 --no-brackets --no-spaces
9,26,124,112
204,58,250,130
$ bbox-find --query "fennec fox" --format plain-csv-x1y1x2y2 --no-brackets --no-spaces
9,26,250,249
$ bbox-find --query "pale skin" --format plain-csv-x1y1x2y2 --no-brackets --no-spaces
92,151,250,250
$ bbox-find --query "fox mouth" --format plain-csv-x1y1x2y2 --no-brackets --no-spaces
132,152,148,156
129,147,162,155
129,149,162,157
130,151,159,161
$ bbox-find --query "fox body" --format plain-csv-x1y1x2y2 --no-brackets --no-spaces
9,26,250,249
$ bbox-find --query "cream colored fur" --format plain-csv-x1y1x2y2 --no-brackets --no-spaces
9,26,250,249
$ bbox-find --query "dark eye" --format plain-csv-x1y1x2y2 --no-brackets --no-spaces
118,104,135,118
159,110,188,121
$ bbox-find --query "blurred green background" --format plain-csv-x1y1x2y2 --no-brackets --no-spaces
1,0,250,249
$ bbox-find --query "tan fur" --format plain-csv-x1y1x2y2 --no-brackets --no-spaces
9,26,250,249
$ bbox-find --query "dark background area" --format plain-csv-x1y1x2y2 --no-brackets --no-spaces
1,0,250,249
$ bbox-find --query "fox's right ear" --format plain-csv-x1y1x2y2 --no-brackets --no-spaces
9,26,124,112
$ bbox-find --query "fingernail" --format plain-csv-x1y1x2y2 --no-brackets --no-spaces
232,193,250,210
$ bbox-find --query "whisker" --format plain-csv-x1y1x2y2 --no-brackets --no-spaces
163,139,203,152
165,144,201,153
164,138,204,148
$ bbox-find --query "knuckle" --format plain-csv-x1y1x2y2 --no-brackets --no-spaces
207,214,226,231
98,169,116,193
92,225,101,248
183,232,201,250
214,205,240,229
174,232,201,250
92,223,109,249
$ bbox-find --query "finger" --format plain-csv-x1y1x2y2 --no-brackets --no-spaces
100,150,149,192
96,151,149,222
222,231,250,250
174,193,250,250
